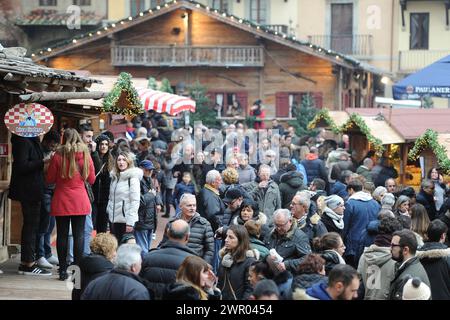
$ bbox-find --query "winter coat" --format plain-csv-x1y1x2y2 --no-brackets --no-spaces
356,165,373,182
197,186,226,232
343,191,380,257
389,256,430,300
162,213,215,264
162,282,221,300
46,152,95,216
321,208,345,237
330,181,349,200
305,282,332,300
135,176,158,231
92,153,111,204
140,240,197,299
373,165,398,187
299,215,328,244
173,182,195,204
416,242,450,300
301,154,328,184
249,236,270,261
416,190,438,221
279,171,306,208
217,249,258,300
356,220,380,263
292,273,328,291
107,167,143,226
72,254,114,300
81,269,150,300
238,165,257,184
264,221,312,273
242,180,281,224
357,244,396,300
9,135,44,203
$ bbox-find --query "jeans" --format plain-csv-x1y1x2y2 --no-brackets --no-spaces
134,229,153,257
37,192,54,259
212,239,222,274
20,201,41,264
56,215,86,270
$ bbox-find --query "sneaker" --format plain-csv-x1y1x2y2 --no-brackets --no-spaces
37,257,53,269
18,264,52,276
46,255,59,265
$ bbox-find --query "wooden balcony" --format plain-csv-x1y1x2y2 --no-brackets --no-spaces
307,34,373,58
111,45,264,67
399,49,450,72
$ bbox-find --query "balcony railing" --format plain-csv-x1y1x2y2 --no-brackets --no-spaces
263,24,289,34
399,50,450,72
111,45,264,67
307,34,373,57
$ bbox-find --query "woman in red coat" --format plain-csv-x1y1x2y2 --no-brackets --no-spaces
47,128,95,280
250,100,265,129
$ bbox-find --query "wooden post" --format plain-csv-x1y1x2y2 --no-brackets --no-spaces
401,143,409,186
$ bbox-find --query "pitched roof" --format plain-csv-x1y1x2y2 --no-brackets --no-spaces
31,0,383,74
16,9,104,26
0,45,100,90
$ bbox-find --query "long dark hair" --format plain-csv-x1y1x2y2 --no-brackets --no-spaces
227,225,251,263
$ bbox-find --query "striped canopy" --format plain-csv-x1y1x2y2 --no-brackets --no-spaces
137,88,196,116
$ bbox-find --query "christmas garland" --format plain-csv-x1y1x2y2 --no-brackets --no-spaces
340,113,385,156
102,72,143,116
408,129,450,174
307,109,341,134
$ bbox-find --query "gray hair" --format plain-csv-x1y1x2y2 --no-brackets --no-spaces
363,158,373,167
421,179,434,189
373,186,387,200
180,193,196,206
295,190,311,208
258,164,271,173
115,244,142,271
168,219,190,240
273,209,291,221
206,170,221,184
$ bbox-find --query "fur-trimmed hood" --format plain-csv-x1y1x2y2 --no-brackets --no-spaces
232,212,267,226
110,167,143,181
416,242,450,259
219,248,260,261
292,288,318,300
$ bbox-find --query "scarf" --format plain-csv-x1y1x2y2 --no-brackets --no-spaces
297,215,307,229
324,208,344,230
205,184,220,196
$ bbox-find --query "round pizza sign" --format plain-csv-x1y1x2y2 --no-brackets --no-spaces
3,103,54,137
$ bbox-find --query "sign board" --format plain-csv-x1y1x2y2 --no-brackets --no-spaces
3,103,54,137
0,144,7,157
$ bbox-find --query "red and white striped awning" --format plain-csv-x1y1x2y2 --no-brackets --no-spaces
137,88,196,116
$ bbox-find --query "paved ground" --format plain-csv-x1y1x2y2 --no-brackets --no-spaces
0,210,173,300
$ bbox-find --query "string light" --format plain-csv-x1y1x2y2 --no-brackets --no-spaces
97,31,101,35
206,6,210,11
156,5,160,9
39,51,43,54
238,19,243,23
31,53,35,57
104,26,108,30
120,21,124,24
149,9,153,13
128,16,133,20
112,23,116,27
47,48,52,52
165,3,169,7
222,13,226,17
89,33,93,37
196,4,200,7
139,12,144,16
73,39,77,43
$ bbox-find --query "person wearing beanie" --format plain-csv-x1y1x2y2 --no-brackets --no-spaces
402,277,431,300
321,195,345,237
381,193,395,210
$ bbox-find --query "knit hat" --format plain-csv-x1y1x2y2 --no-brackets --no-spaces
402,278,431,300
325,195,344,210
381,193,395,209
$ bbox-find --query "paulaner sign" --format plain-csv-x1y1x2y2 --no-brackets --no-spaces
394,85,450,100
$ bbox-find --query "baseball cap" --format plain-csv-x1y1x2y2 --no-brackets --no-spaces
139,160,154,170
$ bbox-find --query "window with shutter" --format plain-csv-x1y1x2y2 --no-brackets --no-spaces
275,92,290,117
207,91,247,117
313,92,323,109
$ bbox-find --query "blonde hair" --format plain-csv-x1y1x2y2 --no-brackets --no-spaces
113,151,135,177
57,128,90,179
89,232,118,261
222,168,239,185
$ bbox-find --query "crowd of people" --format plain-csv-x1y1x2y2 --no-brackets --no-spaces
8,110,450,300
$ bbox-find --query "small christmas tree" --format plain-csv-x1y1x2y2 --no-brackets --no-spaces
288,93,318,137
147,76,158,90
189,81,219,128
160,78,174,93
102,72,143,116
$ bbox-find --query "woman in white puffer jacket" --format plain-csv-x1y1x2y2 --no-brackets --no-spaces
107,151,143,242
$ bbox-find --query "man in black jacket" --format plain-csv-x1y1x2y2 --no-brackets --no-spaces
416,179,438,221
10,134,51,276
140,219,196,299
82,244,150,300
416,220,450,299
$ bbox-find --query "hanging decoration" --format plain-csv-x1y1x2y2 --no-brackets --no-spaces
101,72,143,117
307,109,341,134
408,129,450,174
4,103,54,137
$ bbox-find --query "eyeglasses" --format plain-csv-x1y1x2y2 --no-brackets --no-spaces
390,243,402,248
290,202,302,206
275,220,290,229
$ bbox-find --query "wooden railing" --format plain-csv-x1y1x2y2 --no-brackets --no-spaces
307,34,373,57
399,49,450,72
111,45,264,67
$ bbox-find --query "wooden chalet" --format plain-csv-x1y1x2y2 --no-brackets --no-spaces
0,45,99,263
33,0,385,121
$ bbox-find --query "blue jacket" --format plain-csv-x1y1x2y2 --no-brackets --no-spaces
306,282,332,300
301,156,327,184
173,182,195,204
356,219,380,263
330,181,349,200
343,192,380,257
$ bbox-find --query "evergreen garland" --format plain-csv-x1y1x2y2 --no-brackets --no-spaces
307,108,341,134
341,113,385,156
408,129,450,174
102,72,143,116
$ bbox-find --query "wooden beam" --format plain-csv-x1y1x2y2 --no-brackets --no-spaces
215,73,246,87
19,91,107,102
